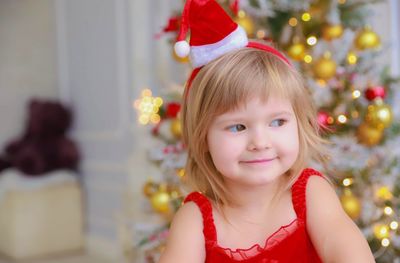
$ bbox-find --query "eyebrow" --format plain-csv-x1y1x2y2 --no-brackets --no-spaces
215,111,293,125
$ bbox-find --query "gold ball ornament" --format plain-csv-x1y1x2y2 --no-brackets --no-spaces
340,189,361,220
172,48,189,63
313,54,337,80
354,27,381,50
234,12,255,37
170,118,182,139
169,189,181,199
322,24,344,41
150,189,171,214
143,180,158,198
365,102,393,129
177,168,185,178
287,43,307,61
375,186,393,201
357,122,384,146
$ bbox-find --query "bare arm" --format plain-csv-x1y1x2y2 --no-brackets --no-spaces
158,202,206,263
306,176,375,263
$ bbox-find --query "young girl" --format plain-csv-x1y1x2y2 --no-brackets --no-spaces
159,0,375,262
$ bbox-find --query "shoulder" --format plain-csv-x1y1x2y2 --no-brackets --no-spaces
305,175,375,262
305,175,342,226
159,202,206,263
306,174,338,216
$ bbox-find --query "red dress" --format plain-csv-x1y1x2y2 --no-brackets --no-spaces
183,168,323,263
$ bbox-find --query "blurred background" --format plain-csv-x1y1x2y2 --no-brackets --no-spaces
0,0,399,263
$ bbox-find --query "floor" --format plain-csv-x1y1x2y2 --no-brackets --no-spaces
0,254,116,263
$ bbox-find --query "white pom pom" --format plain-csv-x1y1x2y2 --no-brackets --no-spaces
174,41,190,58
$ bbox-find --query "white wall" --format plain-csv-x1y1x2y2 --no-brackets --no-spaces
55,0,134,259
0,0,58,147
389,0,400,75
373,0,400,114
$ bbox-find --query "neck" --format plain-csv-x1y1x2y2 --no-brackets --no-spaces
221,176,289,223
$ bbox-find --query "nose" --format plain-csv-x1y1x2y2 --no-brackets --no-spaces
247,127,271,151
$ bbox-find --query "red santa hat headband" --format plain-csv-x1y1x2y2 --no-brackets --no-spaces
174,0,291,86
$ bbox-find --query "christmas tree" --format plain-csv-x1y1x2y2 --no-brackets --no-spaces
133,0,400,262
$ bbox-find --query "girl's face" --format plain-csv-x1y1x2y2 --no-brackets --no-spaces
207,96,299,187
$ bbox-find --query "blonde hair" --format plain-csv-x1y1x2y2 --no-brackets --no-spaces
181,46,329,206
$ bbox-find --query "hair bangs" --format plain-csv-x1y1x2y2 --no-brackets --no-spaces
202,49,301,118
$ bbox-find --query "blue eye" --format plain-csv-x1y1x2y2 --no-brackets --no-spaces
270,119,286,127
228,124,246,133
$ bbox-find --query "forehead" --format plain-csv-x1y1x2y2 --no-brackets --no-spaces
214,96,294,121
211,79,294,116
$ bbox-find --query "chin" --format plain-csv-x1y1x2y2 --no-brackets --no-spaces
244,172,282,186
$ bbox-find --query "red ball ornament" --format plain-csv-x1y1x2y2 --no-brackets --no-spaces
318,111,331,128
365,86,386,101
165,102,181,118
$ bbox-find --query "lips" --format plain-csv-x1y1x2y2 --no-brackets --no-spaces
241,157,276,164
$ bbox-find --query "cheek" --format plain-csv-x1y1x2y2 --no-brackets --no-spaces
289,135,300,159
207,133,241,170
277,123,300,157
287,124,300,159
207,132,222,158
208,135,229,158
207,139,225,173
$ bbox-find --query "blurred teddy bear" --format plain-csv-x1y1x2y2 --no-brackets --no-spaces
0,99,80,176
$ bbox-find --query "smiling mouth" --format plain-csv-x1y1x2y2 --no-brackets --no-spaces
241,158,276,164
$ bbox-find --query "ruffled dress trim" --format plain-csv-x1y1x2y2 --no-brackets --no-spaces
184,192,218,250
215,219,300,260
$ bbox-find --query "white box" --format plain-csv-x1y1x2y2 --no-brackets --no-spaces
0,181,84,260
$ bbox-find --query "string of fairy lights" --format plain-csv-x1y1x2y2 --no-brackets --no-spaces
134,89,163,125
